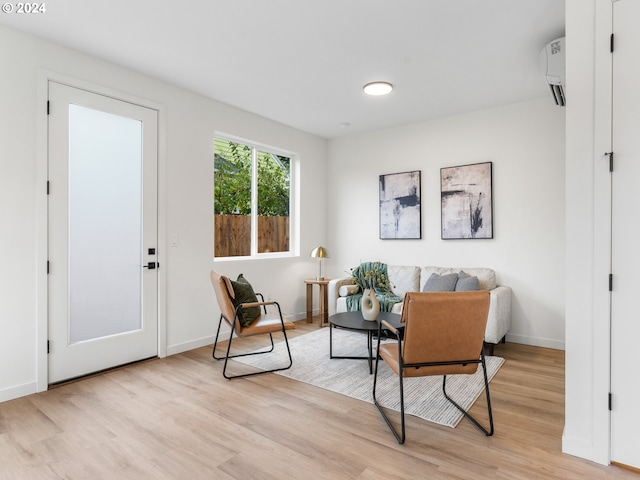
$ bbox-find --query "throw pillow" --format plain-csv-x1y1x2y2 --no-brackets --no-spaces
339,284,360,297
230,274,261,327
455,271,481,291
422,272,458,292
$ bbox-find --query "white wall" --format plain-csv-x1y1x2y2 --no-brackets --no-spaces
326,98,566,349
0,25,328,402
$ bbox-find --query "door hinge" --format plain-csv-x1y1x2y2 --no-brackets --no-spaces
47,340,50,354
47,100,50,115
46,181,50,195
47,261,50,274
609,273,613,292
610,33,614,53
605,152,614,172
608,392,612,411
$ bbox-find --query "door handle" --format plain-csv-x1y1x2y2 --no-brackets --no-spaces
143,262,158,269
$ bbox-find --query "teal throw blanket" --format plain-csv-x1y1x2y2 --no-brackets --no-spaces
346,261,402,312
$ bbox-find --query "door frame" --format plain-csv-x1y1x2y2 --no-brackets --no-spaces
35,70,167,391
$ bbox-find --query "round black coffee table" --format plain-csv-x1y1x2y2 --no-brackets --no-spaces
329,311,401,374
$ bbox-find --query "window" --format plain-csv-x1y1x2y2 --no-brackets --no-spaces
214,136,294,258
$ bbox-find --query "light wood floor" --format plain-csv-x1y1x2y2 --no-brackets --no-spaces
1,319,638,480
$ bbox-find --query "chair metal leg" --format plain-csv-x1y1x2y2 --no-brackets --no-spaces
211,314,227,361
213,327,276,360
441,353,494,436
212,307,293,380
372,328,406,444
373,347,494,442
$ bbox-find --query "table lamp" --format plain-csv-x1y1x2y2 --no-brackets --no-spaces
310,246,329,280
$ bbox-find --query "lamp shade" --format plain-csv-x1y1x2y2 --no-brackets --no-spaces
310,246,330,258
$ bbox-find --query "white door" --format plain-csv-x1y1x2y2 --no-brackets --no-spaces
48,82,159,384
611,0,640,469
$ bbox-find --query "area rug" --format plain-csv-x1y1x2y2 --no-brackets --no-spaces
233,327,504,428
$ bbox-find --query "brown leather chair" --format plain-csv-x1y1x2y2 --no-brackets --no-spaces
210,271,295,379
373,291,493,443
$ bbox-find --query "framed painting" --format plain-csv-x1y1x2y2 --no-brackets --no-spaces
379,170,421,239
441,162,493,239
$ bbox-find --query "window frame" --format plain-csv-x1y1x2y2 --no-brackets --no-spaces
213,132,299,261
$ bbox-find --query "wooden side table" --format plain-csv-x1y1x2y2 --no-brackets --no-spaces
304,278,331,327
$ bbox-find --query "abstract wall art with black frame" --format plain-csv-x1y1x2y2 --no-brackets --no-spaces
379,170,421,239
440,162,493,239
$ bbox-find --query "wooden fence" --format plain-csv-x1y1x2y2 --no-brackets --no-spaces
214,215,289,257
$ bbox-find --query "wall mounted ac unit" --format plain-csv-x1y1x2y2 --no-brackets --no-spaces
539,36,566,106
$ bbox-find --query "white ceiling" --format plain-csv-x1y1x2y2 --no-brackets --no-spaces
1,0,565,139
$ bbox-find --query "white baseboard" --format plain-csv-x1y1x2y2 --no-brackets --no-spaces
0,381,38,403
562,433,609,466
166,335,221,356
165,314,307,357
505,333,565,350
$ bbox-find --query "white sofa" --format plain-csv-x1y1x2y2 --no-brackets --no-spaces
328,265,511,352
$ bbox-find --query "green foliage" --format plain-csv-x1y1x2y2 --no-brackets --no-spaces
214,139,290,216
257,153,290,216
214,140,252,215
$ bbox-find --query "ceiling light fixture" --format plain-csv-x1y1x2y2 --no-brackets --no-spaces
363,81,393,96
